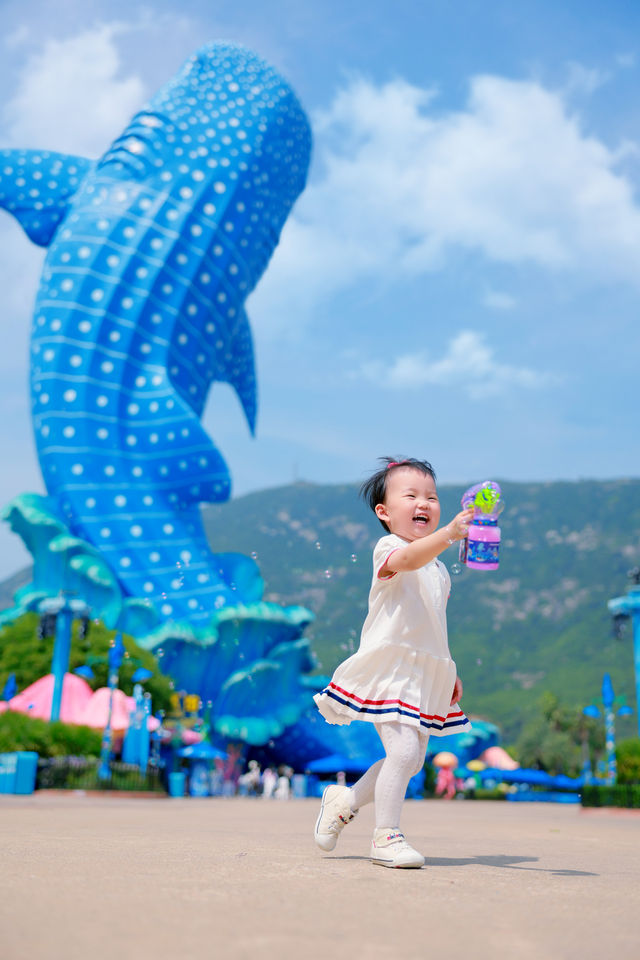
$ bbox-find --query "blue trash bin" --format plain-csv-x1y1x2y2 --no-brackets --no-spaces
15,752,38,794
0,752,38,794
0,753,18,793
168,771,186,797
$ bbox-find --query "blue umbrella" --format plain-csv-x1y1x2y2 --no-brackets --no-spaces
132,667,153,682
74,665,94,680
178,742,227,760
1,673,17,700
306,752,381,775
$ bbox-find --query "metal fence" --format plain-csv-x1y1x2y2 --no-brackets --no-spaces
36,756,166,793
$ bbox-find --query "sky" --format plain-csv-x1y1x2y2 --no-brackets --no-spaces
0,0,639,578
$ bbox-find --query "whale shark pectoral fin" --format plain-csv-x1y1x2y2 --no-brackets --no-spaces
225,306,257,435
0,149,94,247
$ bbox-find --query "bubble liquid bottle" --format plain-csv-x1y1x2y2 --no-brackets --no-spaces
458,481,503,571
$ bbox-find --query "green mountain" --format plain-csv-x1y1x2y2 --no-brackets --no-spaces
200,478,640,741
2,478,639,742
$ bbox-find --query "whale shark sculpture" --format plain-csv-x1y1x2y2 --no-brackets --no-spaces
0,42,312,626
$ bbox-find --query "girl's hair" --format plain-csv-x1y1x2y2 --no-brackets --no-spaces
360,457,437,532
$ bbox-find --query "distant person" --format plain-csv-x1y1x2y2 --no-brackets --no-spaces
262,767,277,799
435,766,459,800
313,457,473,868
238,760,262,796
274,772,291,800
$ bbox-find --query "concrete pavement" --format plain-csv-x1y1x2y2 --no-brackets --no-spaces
0,792,638,960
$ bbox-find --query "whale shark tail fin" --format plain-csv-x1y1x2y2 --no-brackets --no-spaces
225,306,258,436
0,149,94,247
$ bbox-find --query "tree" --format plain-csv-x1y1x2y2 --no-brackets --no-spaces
514,692,604,776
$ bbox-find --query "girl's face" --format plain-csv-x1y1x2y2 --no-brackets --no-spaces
374,467,441,542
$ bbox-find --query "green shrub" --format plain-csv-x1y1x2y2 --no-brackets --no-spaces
0,710,101,758
466,787,507,801
0,613,173,712
581,784,640,808
616,738,640,784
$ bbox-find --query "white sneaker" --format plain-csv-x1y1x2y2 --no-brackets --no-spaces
370,828,425,869
314,784,358,851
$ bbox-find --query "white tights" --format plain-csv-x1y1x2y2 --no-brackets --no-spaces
348,721,429,829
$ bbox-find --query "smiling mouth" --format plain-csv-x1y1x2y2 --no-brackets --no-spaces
413,515,429,524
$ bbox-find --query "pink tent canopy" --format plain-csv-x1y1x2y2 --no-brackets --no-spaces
77,687,137,732
77,688,160,732
480,746,520,770
7,673,93,723
4,673,158,732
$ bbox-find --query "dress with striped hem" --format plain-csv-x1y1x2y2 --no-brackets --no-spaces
313,533,472,737
313,649,471,736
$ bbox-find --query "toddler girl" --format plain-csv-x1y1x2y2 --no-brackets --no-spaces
313,457,473,868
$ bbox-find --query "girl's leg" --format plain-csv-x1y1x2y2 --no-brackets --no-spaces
348,757,384,811
348,722,429,821
374,722,429,828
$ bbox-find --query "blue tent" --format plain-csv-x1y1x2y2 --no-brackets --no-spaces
481,767,584,789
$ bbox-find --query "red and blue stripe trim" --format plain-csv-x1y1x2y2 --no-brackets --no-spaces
322,681,468,731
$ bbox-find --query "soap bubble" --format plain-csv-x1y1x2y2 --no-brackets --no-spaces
476,658,483,666
250,551,258,560
157,647,164,658
451,562,463,576
315,541,321,550
324,569,332,579
350,554,357,563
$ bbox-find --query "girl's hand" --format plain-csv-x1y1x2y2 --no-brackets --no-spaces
450,675,463,705
445,508,474,543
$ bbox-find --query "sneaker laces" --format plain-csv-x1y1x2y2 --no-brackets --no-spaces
328,808,356,832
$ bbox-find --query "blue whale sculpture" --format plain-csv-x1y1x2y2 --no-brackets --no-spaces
0,42,312,626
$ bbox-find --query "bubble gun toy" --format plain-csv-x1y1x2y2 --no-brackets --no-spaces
458,481,503,571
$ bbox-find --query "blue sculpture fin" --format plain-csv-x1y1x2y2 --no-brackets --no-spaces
225,307,257,435
0,149,94,247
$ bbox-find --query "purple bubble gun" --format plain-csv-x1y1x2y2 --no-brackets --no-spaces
458,481,503,571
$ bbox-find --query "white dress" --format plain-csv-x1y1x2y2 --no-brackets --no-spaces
313,534,471,736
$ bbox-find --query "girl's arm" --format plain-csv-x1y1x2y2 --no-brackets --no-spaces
381,507,474,575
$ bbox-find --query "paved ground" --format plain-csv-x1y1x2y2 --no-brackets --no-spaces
0,792,638,960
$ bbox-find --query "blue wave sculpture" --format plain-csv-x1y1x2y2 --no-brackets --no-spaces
0,41,311,624
0,43,319,748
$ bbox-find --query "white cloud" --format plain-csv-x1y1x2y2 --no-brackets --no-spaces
251,71,640,333
356,330,552,399
2,23,146,157
615,53,636,70
564,62,609,97
483,289,517,310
